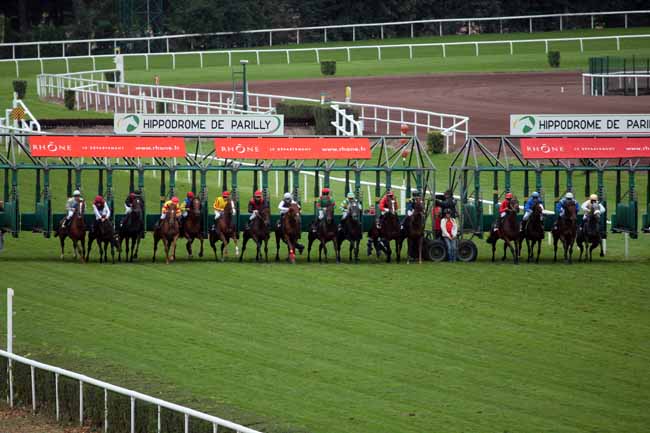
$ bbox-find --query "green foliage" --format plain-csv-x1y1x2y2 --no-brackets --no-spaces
156,101,167,114
12,80,27,99
548,50,561,68
427,131,445,154
320,60,336,76
275,101,361,135
64,90,75,110
104,71,121,88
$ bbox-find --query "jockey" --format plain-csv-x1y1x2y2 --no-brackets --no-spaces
438,189,457,218
523,191,544,222
278,192,300,226
316,187,335,221
581,194,606,221
401,189,421,230
340,191,360,221
493,192,516,232
555,192,579,217
213,191,233,221
248,190,268,222
181,192,195,218
160,196,181,220
62,190,83,229
378,190,398,228
92,195,111,233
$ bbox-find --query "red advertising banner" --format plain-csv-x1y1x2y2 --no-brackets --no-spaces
30,136,186,157
214,137,372,160
521,137,650,159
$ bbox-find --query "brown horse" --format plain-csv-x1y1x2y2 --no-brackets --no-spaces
577,208,604,262
86,218,120,263
308,202,340,263
487,198,520,264
370,198,402,263
153,204,180,264
402,197,426,264
57,201,86,262
118,196,144,262
275,203,302,264
521,202,545,263
209,200,239,261
240,207,271,262
337,200,363,263
552,200,578,264
183,197,204,259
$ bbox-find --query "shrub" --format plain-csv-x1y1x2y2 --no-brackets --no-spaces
12,80,27,99
156,101,167,114
64,90,75,110
104,70,121,88
320,60,336,76
547,51,560,68
427,131,444,154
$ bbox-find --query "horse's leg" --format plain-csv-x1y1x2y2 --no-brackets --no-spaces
502,240,508,261
418,237,423,264
385,240,392,263
86,235,93,262
109,240,115,264
589,242,597,262
491,240,496,262
80,236,86,263
275,231,281,262
553,234,559,263
152,235,158,263
526,238,532,262
186,236,193,258
307,234,314,262
568,240,574,264
536,239,542,264
599,239,604,257
396,238,402,264
199,235,204,258
264,237,269,262
220,238,226,262
172,236,179,262
239,232,249,262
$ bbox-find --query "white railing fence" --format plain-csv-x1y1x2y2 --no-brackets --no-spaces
582,72,650,96
36,72,469,149
330,104,363,136
7,32,650,79
1,10,648,59
0,349,262,433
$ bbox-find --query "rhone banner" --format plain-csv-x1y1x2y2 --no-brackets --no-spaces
214,137,372,160
520,137,650,159
30,136,186,157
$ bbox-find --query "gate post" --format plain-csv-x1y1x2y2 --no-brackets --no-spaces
159,170,166,209
43,168,52,237
10,168,19,237
292,168,300,205
200,169,208,237
523,170,529,197
106,168,114,224
629,169,638,238
74,168,82,193
313,169,320,214
492,171,499,217
137,168,145,225
231,168,239,232
168,168,176,199
597,170,607,237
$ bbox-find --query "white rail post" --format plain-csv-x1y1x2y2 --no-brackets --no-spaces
529,17,532,33
474,42,479,56
409,45,413,60
559,16,562,31
185,413,190,433
296,29,300,44
79,380,84,426
55,373,60,420
616,36,620,51
545,40,548,54
579,39,584,53
353,26,356,41
31,365,36,412
624,14,628,28
377,46,381,61
131,396,136,433
324,28,327,43
346,47,351,62
410,23,414,38
7,287,13,408
380,25,384,40
104,388,109,432
624,232,629,259
157,405,161,433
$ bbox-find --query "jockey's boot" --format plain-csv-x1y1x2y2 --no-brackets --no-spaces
366,239,373,256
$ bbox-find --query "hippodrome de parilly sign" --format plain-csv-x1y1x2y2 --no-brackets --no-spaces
510,114,650,136
521,137,650,159
214,137,372,160
114,113,285,136
30,136,187,158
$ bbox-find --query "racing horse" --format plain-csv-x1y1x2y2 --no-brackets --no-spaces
183,197,204,259
487,198,520,264
402,197,426,264
369,198,403,263
577,207,604,262
86,218,120,263
336,200,362,263
275,202,302,264
552,200,578,264
308,202,340,263
521,202,545,263
240,207,271,262
56,200,86,262
209,199,239,261
118,196,144,262
153,203,180,264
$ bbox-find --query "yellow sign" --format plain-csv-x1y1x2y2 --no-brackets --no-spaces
9,106,25,121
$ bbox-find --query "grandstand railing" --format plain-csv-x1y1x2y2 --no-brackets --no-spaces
36,72,470,149
1,10,649,58
0,349,263,433
7,32,650,78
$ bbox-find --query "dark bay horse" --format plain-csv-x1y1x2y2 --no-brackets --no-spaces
57,201,86,262
553,200,578,264
119,196,144,262
275,203,302,264
153,203,180,264
308,202,340,263
402,198,425,264
86,218,120,263
240,207,271,262
577,208,604,262
183,197,204,259
337,201,362,263
522,203,545,263
209,200,239,261
369,199,402,263
487,198,520,264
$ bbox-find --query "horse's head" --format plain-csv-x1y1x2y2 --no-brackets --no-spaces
510,198,520,213
564,200,577,222
76,200,86,218
413,197,424,214
325,201,334,223
166,203,177,219
349,201,361,220
132,197,143,216
260,207,271,225
287,202,301,221
533,201,543,214
191,197,201,216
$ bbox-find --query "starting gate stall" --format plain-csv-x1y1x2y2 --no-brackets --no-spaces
0,133,436,242
449,136,649,255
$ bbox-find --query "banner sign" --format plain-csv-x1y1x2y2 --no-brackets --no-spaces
30,136,186,158
510,114,650,136
114,113,284,136
521,137,650,159
214,137,372,160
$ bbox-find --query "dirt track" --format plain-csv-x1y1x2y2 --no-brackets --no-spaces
196,71,650,135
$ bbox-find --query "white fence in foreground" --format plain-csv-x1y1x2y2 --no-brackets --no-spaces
0,348,262,433
36,71,470,149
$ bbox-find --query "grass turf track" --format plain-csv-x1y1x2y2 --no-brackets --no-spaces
0,232,649,433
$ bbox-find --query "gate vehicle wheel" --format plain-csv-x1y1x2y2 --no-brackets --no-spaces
426,239,447,262
458,239,478,262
